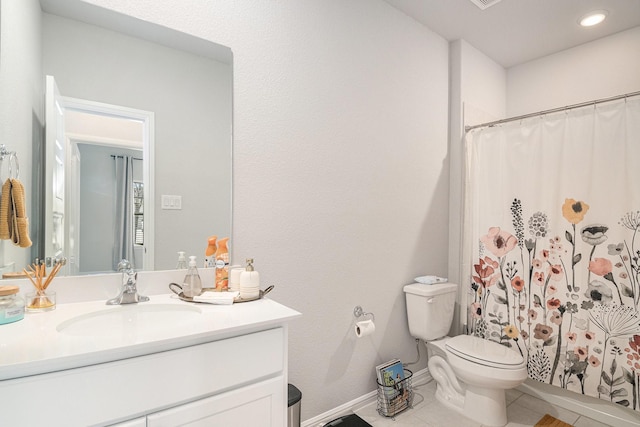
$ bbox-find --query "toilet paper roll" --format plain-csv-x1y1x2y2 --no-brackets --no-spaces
355,320,375,338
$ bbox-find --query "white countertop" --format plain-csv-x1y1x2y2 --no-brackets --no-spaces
0,294,301,381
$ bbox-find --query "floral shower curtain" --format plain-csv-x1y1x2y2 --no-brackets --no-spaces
464,96,640,412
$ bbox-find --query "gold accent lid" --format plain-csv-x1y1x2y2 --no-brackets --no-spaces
0,285,20,296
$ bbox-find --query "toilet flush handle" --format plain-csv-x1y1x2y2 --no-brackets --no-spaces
427,297,434,303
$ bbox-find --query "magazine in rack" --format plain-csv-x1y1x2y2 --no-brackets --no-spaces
375,359,410,412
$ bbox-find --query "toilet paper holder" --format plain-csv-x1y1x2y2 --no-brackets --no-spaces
353,305,375,321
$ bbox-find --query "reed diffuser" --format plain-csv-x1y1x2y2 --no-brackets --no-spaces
23,259,65,312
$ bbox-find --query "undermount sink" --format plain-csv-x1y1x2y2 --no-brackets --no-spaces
56,303,202,338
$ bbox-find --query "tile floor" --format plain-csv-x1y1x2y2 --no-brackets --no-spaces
353,378,613,427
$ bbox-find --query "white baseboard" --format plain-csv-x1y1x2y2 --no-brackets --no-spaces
517,379,640,427
301,367,431,427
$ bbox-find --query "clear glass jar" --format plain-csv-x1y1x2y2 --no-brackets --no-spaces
0,285,25,325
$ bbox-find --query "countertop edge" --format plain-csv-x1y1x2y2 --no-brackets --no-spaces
0,295,301,382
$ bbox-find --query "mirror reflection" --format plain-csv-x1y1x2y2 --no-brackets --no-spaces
57,105,147,275
20,1,233,276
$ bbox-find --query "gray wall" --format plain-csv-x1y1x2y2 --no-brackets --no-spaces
0,0,42,271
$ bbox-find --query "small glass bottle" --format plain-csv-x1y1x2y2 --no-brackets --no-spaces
0,285,25,325
182,256,202,298
176,251,187,269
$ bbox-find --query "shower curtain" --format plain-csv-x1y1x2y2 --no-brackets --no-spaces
464,96,640,412
113,155,135,270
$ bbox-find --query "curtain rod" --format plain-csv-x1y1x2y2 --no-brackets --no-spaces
111,154,143,161
464,90,640,133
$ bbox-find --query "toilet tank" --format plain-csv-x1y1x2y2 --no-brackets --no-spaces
403,282,458,341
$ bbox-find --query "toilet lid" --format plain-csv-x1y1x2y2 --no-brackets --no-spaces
445,335,525,369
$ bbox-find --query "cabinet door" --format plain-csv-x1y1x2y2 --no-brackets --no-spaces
109,417,146,427
147,376,284,427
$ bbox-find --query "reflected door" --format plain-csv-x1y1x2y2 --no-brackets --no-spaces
44,76,66,269
44,76,154,274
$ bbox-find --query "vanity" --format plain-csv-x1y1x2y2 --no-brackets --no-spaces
0,271,301,426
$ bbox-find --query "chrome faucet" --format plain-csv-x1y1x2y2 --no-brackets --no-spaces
106,260,149,305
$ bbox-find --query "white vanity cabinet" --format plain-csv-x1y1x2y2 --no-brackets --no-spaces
0,273,300,427
1,322,293,426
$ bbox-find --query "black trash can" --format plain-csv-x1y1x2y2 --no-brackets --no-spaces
288,383,302,427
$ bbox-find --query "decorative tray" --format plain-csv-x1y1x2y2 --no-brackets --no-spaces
169,283,274,304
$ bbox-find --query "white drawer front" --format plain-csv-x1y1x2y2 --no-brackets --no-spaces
147,376,284,427
0,328,284,426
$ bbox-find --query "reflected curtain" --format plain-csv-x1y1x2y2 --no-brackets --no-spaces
113,155,135,270
464,96,640,412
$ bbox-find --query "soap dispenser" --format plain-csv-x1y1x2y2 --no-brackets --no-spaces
183,256,203,298
240,258,260,299
215,237,230,291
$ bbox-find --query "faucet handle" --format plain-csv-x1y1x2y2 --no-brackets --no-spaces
118,259,132,271
125,272,138,285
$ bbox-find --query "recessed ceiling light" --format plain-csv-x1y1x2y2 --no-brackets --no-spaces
579,10,608,27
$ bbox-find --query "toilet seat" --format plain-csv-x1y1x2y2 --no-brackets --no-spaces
445,335,525,370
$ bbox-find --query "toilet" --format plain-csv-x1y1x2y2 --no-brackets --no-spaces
403,282,527,427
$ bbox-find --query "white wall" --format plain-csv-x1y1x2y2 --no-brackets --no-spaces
0,0,42,270
80,0,451,419
42,13,232,270
458,41,506,127
507,26,640,116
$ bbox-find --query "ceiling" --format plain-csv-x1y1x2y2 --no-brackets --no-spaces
384,0,640,68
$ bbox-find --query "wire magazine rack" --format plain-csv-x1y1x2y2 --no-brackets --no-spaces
376,369,413,418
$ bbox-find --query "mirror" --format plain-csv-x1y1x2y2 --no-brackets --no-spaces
21,0,233,275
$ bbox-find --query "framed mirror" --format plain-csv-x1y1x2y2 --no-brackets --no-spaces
2,0,233,276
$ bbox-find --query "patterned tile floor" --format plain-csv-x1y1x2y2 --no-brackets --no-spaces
352,379,613,427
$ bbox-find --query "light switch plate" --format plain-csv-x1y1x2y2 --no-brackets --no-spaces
161,195,182,210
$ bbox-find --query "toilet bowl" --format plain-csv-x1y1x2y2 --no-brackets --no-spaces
403,283,527,427
427,335,527,426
